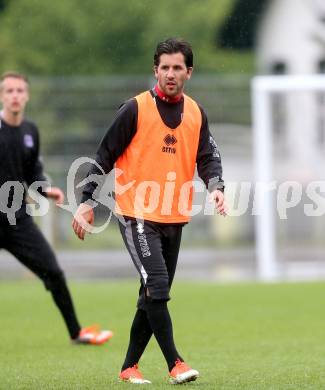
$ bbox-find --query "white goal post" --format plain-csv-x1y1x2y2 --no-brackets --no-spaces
251,75,325,281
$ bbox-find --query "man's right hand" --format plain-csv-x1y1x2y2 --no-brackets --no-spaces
72,203,95,240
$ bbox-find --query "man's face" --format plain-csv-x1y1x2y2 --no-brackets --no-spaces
154,52,192,97
0,77,29,115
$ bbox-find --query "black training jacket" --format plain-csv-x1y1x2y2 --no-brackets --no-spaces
0,117,47,220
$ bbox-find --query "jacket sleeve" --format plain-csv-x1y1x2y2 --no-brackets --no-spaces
24,125,49,197
81,98,138,203
196,106,224,192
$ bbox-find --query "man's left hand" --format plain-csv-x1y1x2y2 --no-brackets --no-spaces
209,189,227,216
45,187,65,205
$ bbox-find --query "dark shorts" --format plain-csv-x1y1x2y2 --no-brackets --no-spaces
119,218,183,309
0,215,64,288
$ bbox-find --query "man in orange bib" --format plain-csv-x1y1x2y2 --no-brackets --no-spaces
72,38,226,384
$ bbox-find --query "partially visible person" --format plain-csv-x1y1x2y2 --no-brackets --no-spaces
0,72,112,345
73,38,226,383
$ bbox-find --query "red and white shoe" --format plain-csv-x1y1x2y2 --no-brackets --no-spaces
169,359,199,384
73,324,113,345
119,364,151,384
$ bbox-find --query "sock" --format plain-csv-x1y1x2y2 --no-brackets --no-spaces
145,300,183,371
122,308,153,371
49,277,81,339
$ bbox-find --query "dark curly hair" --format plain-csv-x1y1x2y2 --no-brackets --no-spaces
154,38,193,68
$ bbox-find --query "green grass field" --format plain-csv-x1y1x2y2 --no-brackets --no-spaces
1,280,325,389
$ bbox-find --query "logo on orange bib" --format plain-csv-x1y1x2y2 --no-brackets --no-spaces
162,134,177,154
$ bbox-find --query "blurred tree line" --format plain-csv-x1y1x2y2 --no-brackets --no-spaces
0,0,254,75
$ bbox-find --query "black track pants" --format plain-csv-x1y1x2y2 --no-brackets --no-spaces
0,215,81,339
119,218,183,308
